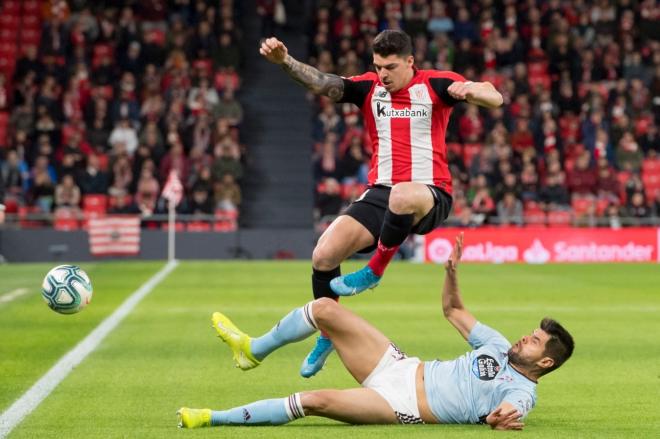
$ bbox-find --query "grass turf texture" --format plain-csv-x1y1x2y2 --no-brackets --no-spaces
1,261,658,438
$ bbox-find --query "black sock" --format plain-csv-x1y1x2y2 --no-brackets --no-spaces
312,267,340,300
379,209,414,248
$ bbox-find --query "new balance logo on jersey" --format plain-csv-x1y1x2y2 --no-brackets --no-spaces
376,102,428,119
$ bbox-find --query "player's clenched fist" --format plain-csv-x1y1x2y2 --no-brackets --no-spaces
259,37,288,64
447,81,475,101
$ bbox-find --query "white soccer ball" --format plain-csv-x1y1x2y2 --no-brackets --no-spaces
41,265,93,314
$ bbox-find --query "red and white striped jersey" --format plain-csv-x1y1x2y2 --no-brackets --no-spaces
339,69,465,195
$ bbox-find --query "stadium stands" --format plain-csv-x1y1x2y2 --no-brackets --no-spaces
308,0,660,228
0,0,245,231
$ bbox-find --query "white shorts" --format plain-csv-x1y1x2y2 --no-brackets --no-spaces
361,343,424,424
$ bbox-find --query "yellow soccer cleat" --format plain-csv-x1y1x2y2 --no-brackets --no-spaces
212,312,261,370
177,407,212,428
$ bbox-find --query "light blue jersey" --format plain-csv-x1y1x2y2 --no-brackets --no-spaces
424,322,537,424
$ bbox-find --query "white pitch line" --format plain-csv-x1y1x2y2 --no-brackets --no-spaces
0,288,30,304
0,260,179,438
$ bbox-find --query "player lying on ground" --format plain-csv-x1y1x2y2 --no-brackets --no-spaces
178,234,574,429
260,29,503,377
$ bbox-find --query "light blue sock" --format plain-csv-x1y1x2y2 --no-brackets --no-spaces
250,302,317,361
211,394,305,426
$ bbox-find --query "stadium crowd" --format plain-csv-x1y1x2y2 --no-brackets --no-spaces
0,0,245,230
0,0,659,232
309,0,660,228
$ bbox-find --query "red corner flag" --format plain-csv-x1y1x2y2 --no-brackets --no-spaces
162,170,184,206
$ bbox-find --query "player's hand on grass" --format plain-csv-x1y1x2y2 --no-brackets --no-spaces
486,407,524,431
259,37,288,64
445,232,464,272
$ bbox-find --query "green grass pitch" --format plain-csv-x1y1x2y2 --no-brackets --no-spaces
1,261,659,438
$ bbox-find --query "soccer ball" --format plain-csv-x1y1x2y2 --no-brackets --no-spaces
42,265,93,314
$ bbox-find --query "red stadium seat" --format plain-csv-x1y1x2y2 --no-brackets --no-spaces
187,221,212,232
21,0,41,15
446,142,463,156
523,208,546,227
19,29,41,46
463,143,481,165
83,194,108,214
3,0,21,14
160,221,185,231
18,206,43,229
214,209,238,232
0,15,20,31
54,208,80,231
571,196,594,216
20,15,41,31
642,159,660,176
547,210,572,227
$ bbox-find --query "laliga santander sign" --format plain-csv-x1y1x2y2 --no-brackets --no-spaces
425,228,659,264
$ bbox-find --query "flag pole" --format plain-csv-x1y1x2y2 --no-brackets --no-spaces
168,199,175,261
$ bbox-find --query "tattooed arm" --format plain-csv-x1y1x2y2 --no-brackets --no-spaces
259,37,344,101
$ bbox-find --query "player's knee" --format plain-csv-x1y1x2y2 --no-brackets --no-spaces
389,183,415,213
312,243,340,271
312,297,339,327
300,391,331,416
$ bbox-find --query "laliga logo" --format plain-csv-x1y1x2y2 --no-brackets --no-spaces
428,238,454,263
523,239,551,264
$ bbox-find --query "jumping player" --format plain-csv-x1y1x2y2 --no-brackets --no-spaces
259,29,503,377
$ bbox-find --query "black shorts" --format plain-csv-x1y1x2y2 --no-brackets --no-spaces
342,185,453,253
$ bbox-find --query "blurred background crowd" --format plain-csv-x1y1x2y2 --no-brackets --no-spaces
0,0,658,232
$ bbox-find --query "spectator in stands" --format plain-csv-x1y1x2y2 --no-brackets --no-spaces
188,183,214,216
314,134,340,182
651,191,660,220
604,203,622,229
566,151,597,195
108,155,133,197
624,191,651,226
160,141,190,184
339,137,368,183
134,167,160,218
1,150,25,197
496,191,523,226
54,174,81,210
109,118,139,156
214,173,241,212
539,171,570,210
467,174,495,224
108,193,138,215
30,156,56,213
212,143,243,182
615,131,644,173
79,154,109,195
216,89,243,126
317,177,343,219
596,161,620,204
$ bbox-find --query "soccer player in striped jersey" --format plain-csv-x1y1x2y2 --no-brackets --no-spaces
260,30,503,377
177,234,574,430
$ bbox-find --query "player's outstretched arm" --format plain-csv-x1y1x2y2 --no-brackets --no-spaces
259,37,344,101
442,232,477,340
447,81,503,108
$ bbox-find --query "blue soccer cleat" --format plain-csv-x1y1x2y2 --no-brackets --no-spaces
330,266,381,296
300,335,334,378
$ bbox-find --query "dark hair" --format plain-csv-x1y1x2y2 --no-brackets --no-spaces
373,30,413,57
539,317,574,376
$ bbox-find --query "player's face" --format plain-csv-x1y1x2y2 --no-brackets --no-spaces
508,328,552,368
373,53,414,93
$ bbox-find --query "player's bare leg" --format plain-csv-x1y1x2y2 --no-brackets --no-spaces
331,182,435,296
304,215,375,378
